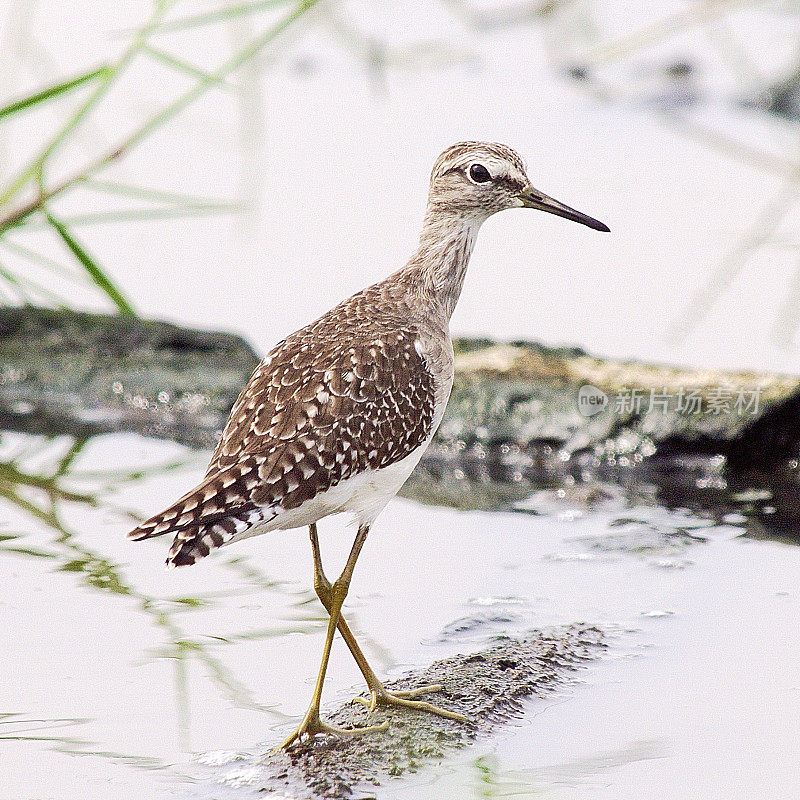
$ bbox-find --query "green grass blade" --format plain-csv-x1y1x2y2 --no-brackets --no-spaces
0,262,28,303
84,178,234,207
129,0,292,35
111,0,322,158
143,45,237,92
0,0,180,208
1,238,84,283
0,66,111,121
44,211,136,316
56,437,89,476
0,0,315,225
23,204,239,228
0,259,67,306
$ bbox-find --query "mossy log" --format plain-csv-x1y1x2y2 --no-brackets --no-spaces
195,624,604,798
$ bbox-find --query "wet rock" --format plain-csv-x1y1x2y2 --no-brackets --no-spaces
1,308,799,499
760,67,800,120
575,517,709,556
514,482,631,516
0,306,260,449
197,624,604,798
434,610,521,643
403,340,800,514
445,339,798,453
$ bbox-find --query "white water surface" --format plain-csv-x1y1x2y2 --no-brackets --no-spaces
1,432,800,799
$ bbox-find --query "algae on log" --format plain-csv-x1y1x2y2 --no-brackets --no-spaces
195,624,604,798
445,338,799,454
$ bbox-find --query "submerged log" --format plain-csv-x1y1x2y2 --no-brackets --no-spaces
195,624,604,798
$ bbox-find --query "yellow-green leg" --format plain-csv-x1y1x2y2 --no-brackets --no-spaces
308,524,467,725
279,523,389,749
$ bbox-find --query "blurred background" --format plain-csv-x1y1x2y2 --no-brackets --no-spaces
3,1,800,370
5,3,800,800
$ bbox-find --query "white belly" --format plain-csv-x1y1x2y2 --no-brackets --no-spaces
338,441,429,524
232,375,451,542
231,438,431,544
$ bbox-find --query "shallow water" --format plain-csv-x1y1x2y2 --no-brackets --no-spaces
3,430,800,799
4,3,800,796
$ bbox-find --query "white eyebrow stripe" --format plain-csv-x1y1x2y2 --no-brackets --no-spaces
461,154,518,181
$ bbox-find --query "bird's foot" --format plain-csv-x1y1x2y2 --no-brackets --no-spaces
353,683,467,722
278,707,389,750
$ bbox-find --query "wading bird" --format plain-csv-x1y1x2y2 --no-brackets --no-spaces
129,142,609,748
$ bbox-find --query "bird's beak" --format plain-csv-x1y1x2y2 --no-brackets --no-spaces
519,184,610,232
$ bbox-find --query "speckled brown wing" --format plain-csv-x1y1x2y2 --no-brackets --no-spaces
128,306,437,567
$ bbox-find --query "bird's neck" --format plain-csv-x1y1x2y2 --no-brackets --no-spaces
402,206,488,321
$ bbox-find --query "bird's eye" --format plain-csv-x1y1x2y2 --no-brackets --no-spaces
468,163,492,184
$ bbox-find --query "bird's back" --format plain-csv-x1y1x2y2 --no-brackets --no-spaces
128,276,446,566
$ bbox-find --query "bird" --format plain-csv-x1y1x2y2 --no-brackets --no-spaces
128,141,609,748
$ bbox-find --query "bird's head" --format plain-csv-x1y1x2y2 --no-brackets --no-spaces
428,141,609,232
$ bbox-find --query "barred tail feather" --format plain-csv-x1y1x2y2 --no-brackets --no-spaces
127,479,223,542
127,456,269,544
167,507,271,568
